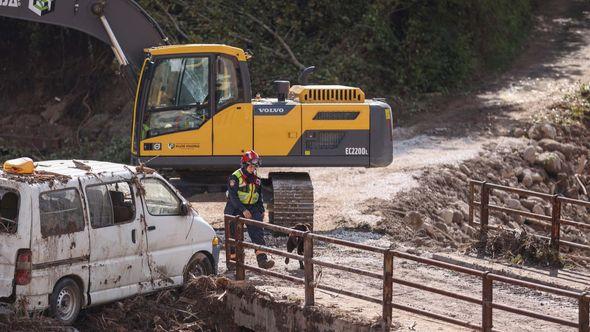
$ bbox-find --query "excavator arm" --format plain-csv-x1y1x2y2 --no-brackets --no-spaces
0,0,168,84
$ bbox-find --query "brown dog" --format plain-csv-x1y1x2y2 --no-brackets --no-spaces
285,223,311,269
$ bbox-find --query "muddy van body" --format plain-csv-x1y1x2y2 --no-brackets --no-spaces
0,160,220,324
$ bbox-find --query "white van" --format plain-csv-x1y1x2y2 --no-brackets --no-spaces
0,159,220,324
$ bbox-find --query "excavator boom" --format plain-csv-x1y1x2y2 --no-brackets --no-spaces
0,0,168,80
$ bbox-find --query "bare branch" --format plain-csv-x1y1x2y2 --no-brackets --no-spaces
155,2,191,42
229,33,290,61
239,10,306,70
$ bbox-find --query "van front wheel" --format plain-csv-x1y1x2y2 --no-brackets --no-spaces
184,253,213,283
50,278,82,325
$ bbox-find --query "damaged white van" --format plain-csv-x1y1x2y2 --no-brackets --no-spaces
0,159,220,324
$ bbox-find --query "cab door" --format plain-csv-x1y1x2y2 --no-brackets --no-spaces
139,56,214,156
213,55,253,155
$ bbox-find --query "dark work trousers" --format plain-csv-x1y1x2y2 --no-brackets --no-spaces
228,207,266,254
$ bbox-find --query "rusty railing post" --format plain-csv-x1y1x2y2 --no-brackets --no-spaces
235,217,245,280
580,292,589,332
482,272,493,332
469,181,475,225
224,215,233,270
382,250,394,332
550,195,562,265
479,182,490,255
304,232,315,307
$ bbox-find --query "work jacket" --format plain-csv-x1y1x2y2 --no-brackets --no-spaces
224,167,264,214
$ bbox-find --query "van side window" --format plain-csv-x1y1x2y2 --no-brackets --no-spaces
0,189,19,234
141,178,181,215
87,182,135,228
39,189,84,237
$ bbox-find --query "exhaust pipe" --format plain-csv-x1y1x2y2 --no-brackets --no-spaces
299,66,316,85
274,80,290,102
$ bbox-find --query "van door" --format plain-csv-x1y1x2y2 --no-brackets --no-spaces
139,177,196,287
0,184,28,298
84,181,147,305
31,187,90,302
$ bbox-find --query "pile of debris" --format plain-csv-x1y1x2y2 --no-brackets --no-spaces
78,277,231,331
0,277,233,332
471,230,561,267
370,86,590,260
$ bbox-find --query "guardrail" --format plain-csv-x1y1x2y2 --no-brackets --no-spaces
468,180,590,258
224,214,590,332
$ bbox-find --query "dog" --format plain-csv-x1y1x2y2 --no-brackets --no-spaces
285,223,311,269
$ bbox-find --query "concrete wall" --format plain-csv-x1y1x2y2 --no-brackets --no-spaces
225,285,383,332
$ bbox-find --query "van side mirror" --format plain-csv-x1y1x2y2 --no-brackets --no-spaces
180,202,190,216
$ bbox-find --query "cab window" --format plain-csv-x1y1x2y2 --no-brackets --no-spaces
141,178,182,216
0,189,19,234
144,57,210,138
39,189,85,237
216,56,242,108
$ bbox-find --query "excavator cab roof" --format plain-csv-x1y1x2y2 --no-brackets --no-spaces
145,44,249,61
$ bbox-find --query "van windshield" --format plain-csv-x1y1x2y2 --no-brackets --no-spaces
0,188,19,234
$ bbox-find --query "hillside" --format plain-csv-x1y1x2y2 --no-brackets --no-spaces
0,0,536,161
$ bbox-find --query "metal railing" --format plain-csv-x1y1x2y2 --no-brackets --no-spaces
224,215,590,332
468,180,590,256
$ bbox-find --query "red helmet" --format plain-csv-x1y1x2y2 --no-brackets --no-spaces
241,150,260,166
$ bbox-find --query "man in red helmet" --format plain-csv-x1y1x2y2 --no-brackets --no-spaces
224,150,275,269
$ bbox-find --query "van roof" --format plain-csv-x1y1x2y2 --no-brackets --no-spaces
35,160,138,176
0,160,140,185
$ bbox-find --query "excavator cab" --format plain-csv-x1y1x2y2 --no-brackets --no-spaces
132,45,253,162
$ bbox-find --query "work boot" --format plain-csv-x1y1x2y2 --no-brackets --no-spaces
256,253,275,269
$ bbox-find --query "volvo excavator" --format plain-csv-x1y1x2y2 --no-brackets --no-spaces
0,0,394,228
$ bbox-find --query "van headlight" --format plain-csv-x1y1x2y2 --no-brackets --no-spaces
212,236,219,246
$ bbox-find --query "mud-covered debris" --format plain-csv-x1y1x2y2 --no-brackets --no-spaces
1,277,233,331
0,307,67,332
72,160,91,171
136,164,155,174
470,230,562,267
77,276,231,331
1,170,71,185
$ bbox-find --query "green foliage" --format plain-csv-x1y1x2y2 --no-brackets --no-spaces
139,0,535,96
0,0,535,98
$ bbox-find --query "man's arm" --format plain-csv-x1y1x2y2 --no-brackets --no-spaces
227,175,247,213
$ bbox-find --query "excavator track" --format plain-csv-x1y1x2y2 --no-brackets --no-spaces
267,172,314,229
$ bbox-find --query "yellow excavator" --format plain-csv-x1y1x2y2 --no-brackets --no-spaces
0,0,394,227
